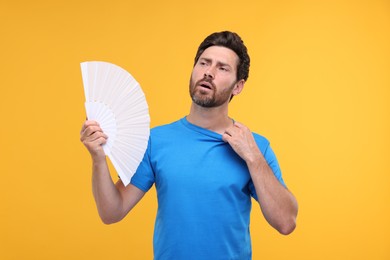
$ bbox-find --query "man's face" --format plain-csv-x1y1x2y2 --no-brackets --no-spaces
189,46,241,108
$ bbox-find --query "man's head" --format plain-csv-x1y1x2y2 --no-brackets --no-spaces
189,31,250,108
194,31,250,82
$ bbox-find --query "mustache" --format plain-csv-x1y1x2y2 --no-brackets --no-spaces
195,77,216,90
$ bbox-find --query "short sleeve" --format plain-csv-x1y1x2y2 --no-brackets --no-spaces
130,138,155,192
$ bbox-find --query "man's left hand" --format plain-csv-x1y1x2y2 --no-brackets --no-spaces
222,121,262,164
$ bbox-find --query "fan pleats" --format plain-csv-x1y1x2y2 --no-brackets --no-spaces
81,61,150,186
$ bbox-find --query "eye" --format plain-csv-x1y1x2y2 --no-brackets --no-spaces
219,67,229,71
197,62,207,68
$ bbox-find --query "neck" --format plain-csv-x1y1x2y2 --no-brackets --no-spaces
186,102,233,134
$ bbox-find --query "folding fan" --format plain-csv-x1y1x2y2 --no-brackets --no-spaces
80,61,150,186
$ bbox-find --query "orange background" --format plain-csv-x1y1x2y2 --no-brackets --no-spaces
0,0,389,259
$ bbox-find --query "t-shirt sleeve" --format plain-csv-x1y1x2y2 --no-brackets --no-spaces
130,138,155,192
250,143,286,201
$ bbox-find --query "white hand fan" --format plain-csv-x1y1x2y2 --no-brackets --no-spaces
81,61,150,186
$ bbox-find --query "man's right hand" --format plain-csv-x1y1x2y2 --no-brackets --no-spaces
80,120,146,224
80,120,108,161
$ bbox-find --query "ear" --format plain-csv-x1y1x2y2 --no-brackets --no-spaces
232,79,245,97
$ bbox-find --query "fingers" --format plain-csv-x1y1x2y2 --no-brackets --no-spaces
85,130,108,144
80,120,100,134
81,125,106,141
222,121,251,143
222,132,231,143
223,121,260,162
81,121,107,139
232,121,245,128
80,120,108,159
224,121,245,136
222,124,239,143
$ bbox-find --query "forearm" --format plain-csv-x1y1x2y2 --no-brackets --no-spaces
81,120,130,224
221,121,298,233
91,159,125,224
248,155,298,235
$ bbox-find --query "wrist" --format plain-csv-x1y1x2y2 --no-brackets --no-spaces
92,156,107,168
245,151,265,168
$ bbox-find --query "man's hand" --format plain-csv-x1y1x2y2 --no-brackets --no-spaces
224,121,298,234
222,121,262,164
80,120,108,161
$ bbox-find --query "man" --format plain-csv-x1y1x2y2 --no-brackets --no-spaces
80,31,298,260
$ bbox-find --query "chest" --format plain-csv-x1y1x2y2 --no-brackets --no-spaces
150,139,251,196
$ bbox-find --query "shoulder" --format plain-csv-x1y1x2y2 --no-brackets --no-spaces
150,118,183,136
146,118,187,153
252,131,270,145
148,118,189,145
251,132,270,154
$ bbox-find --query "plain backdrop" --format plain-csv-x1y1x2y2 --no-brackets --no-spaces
0,0,389,259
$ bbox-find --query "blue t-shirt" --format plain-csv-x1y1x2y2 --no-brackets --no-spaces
131,117,285,260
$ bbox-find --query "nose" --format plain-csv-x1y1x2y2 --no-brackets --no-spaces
204,68,215,79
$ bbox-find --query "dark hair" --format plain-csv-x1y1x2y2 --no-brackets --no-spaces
194,31,250,81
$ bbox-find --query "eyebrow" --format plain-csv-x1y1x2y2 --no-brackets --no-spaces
199,58,232,68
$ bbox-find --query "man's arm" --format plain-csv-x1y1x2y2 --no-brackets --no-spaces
81,120,145,224
222,121,298,235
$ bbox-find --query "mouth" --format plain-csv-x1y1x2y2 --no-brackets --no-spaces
198,81,213,90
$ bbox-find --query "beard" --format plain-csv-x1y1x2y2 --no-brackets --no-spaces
189,77,235,108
